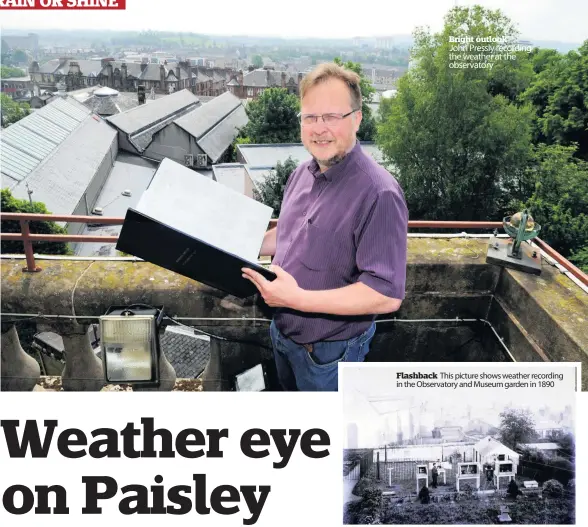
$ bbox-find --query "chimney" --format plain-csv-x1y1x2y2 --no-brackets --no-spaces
160,64,166,90
266,69,271,87
137,85,146,105
107,63,113,87
281,71,286,88
69,61,80,75
121,63,127,90
101,57,114,69
176,65,181,88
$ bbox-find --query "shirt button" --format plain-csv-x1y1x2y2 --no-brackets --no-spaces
302,211,307,216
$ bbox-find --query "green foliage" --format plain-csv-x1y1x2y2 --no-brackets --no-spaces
333,57,377,140
499,408,537,449
241,87,300,144
543,479,565,498
522,41,588,160
226,135,251,163
0,93,31,126
569,246,588,273
512,144,588,259
12,49,28,64
376,5,534,221
253,157,298,218
251,54,263,68
1,65,26,78
1,189,71,255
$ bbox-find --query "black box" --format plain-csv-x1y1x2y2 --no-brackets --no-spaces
116,158,276,298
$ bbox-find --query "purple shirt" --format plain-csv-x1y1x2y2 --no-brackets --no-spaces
272,141,408,344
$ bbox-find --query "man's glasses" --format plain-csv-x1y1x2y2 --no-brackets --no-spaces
298,109,359,126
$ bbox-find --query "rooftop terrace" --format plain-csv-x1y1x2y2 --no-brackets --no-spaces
1,215,587,392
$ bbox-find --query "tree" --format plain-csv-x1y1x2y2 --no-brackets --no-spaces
548,457,574,486
546,431,575,460
522,41,588,160
241,87,300,144
0,93,31,126
1,189,71,255
377,6,534,221
12,49,28,64
498,408,537,449
333,57,377,140
253,157,298,217
252,54,263,69
543,479,564,498
1,65,26,79
511,144,588,263
569,246,588,273
226,135,251,163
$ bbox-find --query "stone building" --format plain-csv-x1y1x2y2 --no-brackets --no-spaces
28,58,237,97
227,69,304,99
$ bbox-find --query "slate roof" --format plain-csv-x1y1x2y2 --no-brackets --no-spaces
242,69,300,88
106,89,201,135
197,105,247,162
37,59,195,83
6,118,116,216
39,59,104,76
174,91,240,138
173,91,247,162
160,326,210,379
1,96,116,215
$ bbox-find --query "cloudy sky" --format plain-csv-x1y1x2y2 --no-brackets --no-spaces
1,0,587,43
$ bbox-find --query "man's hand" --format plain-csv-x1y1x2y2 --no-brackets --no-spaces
241,265,304,309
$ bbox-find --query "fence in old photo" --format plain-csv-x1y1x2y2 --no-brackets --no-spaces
343,449,374,481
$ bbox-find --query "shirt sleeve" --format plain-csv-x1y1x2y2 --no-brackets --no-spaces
355,186,408,300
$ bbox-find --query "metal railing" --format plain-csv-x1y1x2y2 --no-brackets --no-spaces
2,212,587,287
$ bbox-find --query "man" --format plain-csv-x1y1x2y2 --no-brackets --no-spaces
432,463,438,489
242,63,408,391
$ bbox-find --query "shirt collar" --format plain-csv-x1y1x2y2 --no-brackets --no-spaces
308,140,362,181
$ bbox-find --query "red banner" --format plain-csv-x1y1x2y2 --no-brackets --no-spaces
0,0,126,9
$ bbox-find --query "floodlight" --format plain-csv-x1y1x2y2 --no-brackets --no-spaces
100,305,164,387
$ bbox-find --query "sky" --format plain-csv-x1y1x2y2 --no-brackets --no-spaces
1,0,587,43
341,365,576,447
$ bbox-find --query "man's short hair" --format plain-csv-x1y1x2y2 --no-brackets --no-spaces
300,63,362,110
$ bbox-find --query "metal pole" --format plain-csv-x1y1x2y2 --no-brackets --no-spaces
377,451,380,480
20,220,41,272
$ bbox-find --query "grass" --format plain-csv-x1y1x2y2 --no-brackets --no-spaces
379,496,574,524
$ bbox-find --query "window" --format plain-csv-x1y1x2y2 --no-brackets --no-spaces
247,87,253,97
498,454,505,461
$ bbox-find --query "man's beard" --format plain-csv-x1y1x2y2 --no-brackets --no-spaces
313,152,346,168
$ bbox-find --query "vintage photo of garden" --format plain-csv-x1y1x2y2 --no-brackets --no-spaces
341,364,576,524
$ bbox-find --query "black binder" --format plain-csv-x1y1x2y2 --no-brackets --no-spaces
116,208,276,298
